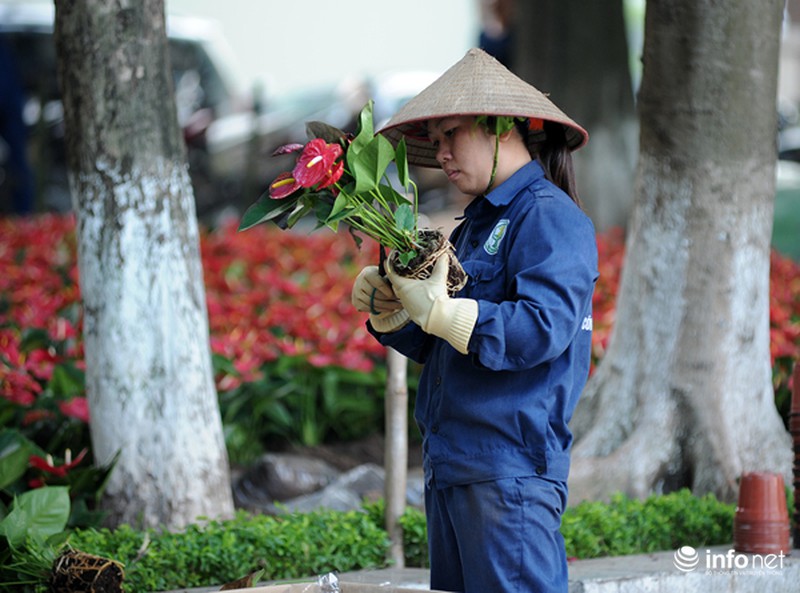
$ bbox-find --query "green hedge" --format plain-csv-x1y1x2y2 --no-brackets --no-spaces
68,509,389,592
61,489,737,592
561,490,736,558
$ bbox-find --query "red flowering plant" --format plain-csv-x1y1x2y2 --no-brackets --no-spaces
238,100,466,291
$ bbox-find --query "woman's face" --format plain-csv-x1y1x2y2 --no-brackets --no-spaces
427,116,496,196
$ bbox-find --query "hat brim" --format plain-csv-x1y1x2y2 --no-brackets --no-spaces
378,48,588,169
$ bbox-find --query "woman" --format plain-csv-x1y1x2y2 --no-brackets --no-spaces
352,48,598,593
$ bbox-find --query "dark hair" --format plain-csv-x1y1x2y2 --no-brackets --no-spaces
516,119,581,207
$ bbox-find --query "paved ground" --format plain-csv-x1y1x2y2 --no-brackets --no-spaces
163,545,800,592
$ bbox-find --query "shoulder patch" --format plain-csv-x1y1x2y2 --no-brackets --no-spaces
484,218,510,255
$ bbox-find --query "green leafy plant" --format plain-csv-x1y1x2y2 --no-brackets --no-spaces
217,355,419,459
68,509,389,592
0,429,114,530
560,489,736,559
0,486,71,592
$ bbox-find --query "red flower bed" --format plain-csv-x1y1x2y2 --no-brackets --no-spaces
1,214,798,425
201,219,385,391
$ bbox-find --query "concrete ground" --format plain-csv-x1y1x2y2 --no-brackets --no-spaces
163,545,800,593
337,546,800,592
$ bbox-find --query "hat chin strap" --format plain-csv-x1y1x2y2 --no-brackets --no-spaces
484,133,501,195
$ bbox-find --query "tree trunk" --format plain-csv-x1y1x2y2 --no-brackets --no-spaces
54,0,234,529
568,0,791,504
513,0,637,231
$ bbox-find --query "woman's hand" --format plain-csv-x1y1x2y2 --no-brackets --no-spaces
351,265,409,333
351,265,403,314
386,255,478,354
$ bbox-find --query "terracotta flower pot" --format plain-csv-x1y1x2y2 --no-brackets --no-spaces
733,472,791,555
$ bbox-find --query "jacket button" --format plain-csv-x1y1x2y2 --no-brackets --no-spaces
431,425,439,434
471,240,479,248
536,466,545,475
435,376,442,386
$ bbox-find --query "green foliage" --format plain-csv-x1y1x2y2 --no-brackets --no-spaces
561,490,735,559
58,490,736,591
0,430,35,492
362,500,428,568
0,430,114,531
0,486,71,592
218,355,419,461
398,506,428,568
68,509,389,592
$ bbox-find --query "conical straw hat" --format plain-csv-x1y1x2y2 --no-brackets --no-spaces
378,48,588,168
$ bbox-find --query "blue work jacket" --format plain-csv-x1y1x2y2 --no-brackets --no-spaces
371,160,598,489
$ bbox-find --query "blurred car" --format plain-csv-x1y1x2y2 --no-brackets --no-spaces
0,3,355,224
0,2,460,226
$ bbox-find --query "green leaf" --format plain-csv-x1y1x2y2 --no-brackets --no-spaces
398,250,417,267
394,204,416,233
329,192,350,220
377,184,411,207
19,329,51,353
305,121,346,144
0,487,70,547
0,430,34,491
326,204,360,227
349,100,375,157
286,200,313,228
395,138,409,188
238,193,300,231
311,194,336,227
47,363,84,398
212,353,238,377
348,134,395,194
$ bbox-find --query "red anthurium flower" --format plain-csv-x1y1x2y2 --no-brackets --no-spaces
269,172,301,199
58,397,90,423
317,160,344,192
23,409,56,426
29,447,88,478
293,139,343,188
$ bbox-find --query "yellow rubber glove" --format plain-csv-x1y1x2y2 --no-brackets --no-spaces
386,255,478,354
351,265,409,333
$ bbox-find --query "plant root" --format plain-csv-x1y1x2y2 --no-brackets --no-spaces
391,228,467,295
50,549,124,593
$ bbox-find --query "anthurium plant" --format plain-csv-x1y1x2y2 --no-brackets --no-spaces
239,100,424,269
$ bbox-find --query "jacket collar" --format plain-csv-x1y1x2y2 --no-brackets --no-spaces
463,160,545,217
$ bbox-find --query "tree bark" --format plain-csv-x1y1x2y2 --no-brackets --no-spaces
54,0,234,529
513,0,637,231
568,0,791,504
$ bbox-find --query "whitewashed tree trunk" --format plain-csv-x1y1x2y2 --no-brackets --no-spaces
568,0,792,504
54,0,234,529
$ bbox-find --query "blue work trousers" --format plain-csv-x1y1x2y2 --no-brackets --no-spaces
426,476,568,593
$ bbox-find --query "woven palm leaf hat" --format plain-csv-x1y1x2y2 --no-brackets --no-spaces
378,48,588,168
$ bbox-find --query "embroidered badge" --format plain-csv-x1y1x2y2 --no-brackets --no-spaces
484,219,510,255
